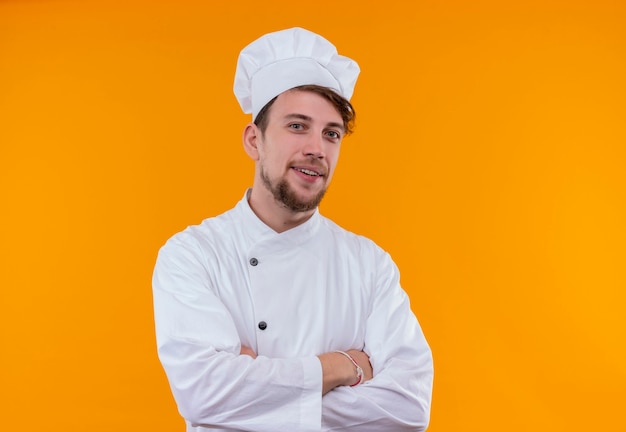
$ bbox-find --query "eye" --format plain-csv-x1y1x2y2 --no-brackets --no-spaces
325,130,342,140
289,123,304,130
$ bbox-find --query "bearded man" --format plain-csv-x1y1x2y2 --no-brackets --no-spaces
152,27,433,432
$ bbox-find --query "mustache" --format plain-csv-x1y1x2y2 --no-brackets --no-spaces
289,160,327,171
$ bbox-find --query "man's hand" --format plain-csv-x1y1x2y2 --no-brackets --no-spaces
318,349,373,395
240,345,257,359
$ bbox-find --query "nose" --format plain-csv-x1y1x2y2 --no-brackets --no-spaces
303,132,325,159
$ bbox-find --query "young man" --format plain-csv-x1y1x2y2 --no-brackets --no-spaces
153,27,433,431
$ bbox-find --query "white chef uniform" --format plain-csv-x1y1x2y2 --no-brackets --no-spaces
153,190,434,431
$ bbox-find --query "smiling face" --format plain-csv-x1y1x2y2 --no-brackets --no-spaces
244,89,345,216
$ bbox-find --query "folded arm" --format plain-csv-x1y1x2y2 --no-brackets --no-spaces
242,346,374,395
153,237,379,431
153,238,324,431
321,253,434,431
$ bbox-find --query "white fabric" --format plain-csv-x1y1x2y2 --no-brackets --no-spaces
233,27,360,119
152,191,433,431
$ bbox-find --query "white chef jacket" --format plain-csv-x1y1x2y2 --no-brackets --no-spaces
152,190,433,431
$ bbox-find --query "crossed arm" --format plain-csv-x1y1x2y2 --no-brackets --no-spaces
153,238,433,431
240,346,374,395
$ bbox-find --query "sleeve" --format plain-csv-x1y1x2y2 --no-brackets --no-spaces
152,235,323,432
321,250,434,431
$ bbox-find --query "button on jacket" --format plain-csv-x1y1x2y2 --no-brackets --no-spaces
152,191,433,431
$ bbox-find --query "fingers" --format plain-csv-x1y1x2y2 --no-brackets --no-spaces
240,345,257,359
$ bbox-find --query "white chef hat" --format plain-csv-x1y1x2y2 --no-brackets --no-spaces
233,27,360,120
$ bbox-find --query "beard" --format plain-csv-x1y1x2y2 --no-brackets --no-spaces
260,165,327,213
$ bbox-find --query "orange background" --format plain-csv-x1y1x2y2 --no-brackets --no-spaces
1,0,625,430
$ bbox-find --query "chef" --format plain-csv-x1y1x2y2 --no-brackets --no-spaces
152,27,433,432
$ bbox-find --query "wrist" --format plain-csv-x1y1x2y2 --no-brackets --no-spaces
334,350,363,386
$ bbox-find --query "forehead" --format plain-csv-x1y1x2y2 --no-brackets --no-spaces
269,90,342,124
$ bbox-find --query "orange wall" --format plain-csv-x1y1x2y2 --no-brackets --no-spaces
1,0,625,430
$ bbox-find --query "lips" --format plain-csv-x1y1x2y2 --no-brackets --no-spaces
291,165,325,177
294,167,322,177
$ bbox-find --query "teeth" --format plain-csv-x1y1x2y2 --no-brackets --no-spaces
297,168,320,176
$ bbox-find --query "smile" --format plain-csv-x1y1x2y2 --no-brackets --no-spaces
293,167,323,177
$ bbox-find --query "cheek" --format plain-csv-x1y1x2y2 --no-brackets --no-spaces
259,150,288,174
326,148,341,178
328,145,341,165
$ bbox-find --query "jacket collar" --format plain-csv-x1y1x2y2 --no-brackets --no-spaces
236,189,321,247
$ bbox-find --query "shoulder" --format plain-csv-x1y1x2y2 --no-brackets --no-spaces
157,206,241,264
318,215,390,261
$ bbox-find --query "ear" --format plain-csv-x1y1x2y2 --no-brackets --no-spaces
242,123,261,161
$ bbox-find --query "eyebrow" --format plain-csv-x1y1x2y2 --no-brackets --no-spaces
284,113,345,133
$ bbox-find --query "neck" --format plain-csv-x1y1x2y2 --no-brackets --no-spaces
247,186,316,233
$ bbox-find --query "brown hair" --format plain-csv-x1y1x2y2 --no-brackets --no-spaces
254,85,356,136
